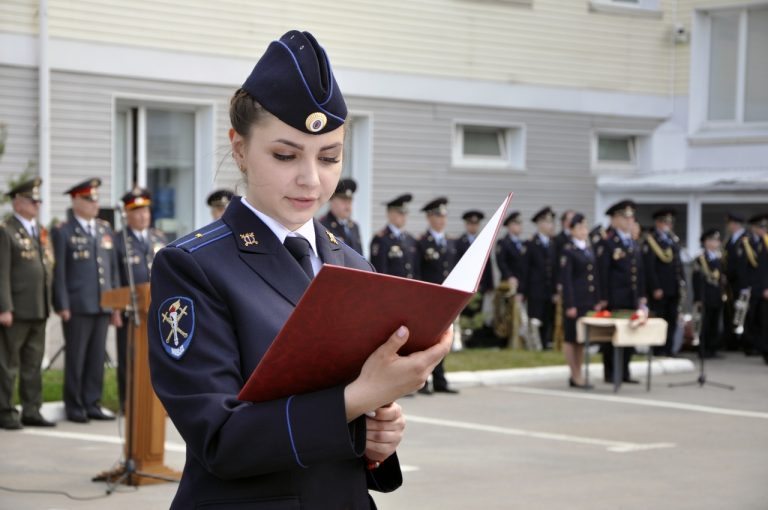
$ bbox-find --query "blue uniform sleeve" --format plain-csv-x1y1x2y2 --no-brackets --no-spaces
369,236,387,274
51,226,69,312
148,246,367,480
0,227,12,313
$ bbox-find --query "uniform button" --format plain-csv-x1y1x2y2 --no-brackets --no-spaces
405,263,411,269
589,286,595,292
99,278,105,285
587,275,594,281
98,267,104,274
97,257,102,263
587,264,593,270
631,267,637,273
631,276,637,282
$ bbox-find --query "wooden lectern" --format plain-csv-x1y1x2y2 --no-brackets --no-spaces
97,283,180,485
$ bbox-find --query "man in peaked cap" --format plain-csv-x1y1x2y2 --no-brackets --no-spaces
596,199,645,385
51,177,121,423
319,178,363,255
495,211,527,348
723,211,747,351
207,189,234,221
692,229,726,358
114,187,167,410
0,177,55,429
456,210,495,346
415,197,459,394
643,208,685,357
524,206,557,350
741,213,768,363
369,194,419,279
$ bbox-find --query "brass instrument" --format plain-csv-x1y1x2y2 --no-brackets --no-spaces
493,280,523,348
733,288,751,335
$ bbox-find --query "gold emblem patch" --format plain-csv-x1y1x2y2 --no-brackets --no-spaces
240,232,259,247
305,112,327,133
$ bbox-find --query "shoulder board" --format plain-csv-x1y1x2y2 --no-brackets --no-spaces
169,220,232,253
97,219,111,227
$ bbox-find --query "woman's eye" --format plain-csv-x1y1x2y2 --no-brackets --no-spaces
273,153,294,161
320,157,341,164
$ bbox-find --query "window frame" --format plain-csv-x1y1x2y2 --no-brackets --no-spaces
451,120,526,172
690,3,768,144
588,0,661,17
590,130,649,173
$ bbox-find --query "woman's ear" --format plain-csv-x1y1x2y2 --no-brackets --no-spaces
229,128,245,169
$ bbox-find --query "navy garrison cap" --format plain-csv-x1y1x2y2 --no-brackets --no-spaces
121,187,152,210
700,228,720,245
7,177,42,201
726,211,745,224
242,30,347,135
421,197,448,216
385,193,412,212
64,177,101,201
605,199,636,218
531,206,555,223
333,178,357,198
503,211,521,226
569,213,586,229
207,189,233,208
462,210,485,222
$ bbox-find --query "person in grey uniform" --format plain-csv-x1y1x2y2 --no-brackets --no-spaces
0,178,55,429
51,178,121,423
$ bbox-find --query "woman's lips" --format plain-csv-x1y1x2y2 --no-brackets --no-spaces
287,197,317,210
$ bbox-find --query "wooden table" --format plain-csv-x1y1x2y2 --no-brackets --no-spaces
577,317,668,392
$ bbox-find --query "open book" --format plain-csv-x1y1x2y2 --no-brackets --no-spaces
238,193,513,402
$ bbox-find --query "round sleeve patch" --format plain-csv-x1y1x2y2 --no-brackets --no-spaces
158,296,195,360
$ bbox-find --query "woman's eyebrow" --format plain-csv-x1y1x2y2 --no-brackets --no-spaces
320,143,342,151
273,139,303,150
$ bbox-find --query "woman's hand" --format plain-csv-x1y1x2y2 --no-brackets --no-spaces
565,307,577,319
363,402,405,464
344,325,452,421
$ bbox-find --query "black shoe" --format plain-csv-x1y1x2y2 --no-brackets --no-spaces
417,385,433,395
67,414,89,424
434,387,459,394
87,409,116,421
21,415,56,427
622,378,640,384
569,378,593,390
0,419,23,430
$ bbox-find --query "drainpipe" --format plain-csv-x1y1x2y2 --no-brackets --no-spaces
38,0,51,225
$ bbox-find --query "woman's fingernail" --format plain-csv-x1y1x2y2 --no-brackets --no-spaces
365,411,376,418
397,326,407,338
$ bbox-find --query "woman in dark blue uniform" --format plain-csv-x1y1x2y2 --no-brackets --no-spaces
560,213,601,388
148,30,452,509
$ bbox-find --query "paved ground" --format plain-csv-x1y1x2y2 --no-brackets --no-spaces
1,352,766,510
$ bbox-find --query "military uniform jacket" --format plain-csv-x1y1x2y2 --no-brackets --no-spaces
369,226,418,279
597,228,645,309
319,211,363,255
495,235,527,293
115,228,166,286
456,233,493,293
0,216,52,320
643,229,685,297
692,253,726,307
553,231,570,284
524,234,556,301
740,234,768,296
725,230,748,291
51,211,120,314
559,242,600,311
416,231,457,285
148,197,401,509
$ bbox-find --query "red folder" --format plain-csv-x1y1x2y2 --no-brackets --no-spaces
238,193,513,403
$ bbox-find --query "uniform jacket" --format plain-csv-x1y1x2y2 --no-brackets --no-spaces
148,197,401,509
115,227,166,286
416,230,457,285
553,230,570,284
597,227,645,310
0,216,51,320
559,241,600,312
369,226,418,279
740,234,768,297
643,229,685,298
692,253,726,308
319,211,363,256
51,211,120,314
524,234,556,301
456,233,494,293
725,230,748,292
495,235,527,293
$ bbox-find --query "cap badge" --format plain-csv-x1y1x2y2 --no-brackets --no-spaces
306,112,327,133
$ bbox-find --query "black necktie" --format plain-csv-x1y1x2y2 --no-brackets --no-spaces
284,236,314,280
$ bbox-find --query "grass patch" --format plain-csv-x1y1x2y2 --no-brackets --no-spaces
446,349,586,372
14,367,120,412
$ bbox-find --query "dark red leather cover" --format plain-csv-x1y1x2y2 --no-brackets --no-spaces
238,265,472,403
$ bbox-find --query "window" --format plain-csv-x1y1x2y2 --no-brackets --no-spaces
692,5,768,139
591,132,648,172
589,0,660,16
452,123,525,170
